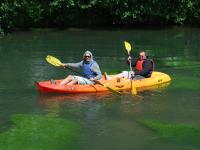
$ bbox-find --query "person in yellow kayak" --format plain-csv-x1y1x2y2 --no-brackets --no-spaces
106,51,154,80
59,51,102,85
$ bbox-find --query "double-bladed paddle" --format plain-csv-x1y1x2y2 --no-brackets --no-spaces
46,55,121,95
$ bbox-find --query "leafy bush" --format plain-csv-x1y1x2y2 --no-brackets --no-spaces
0,0,200,33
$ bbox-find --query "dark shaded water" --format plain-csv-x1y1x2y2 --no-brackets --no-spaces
0,27,200,150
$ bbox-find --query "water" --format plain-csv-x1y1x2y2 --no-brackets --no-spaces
0,27,200,150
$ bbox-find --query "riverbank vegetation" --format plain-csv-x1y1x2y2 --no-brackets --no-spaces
0,0,200,34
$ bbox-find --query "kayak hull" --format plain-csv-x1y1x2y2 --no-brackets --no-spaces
36,71,171,94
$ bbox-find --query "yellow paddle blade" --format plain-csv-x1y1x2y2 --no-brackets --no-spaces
124,41,132,55
46,55,62,67
103,84,121,95
131,83,137,95
95,80,121,95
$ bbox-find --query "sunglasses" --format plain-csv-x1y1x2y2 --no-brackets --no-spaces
84,55,91,58
140,55,145,58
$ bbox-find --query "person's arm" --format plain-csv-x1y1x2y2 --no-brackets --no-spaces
127,57,138,67
135,60,152,76
62,61,83,68
90,62,102,80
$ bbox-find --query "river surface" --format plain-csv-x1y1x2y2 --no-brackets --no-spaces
0,27,200,150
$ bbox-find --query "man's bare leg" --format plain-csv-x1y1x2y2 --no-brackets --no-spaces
59,75,74,86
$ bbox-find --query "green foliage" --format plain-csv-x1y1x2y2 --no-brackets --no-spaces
0,1,15,31
0,0,200,33
0,114,80,150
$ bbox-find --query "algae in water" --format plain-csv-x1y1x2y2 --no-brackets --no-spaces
0,114,80,150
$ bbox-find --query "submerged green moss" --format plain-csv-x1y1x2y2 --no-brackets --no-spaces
0,114,80,150
140,120,200,146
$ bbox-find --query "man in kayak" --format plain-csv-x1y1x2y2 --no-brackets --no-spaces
106,51,154,80
59,51,102,85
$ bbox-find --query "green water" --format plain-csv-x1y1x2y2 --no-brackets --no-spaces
0,27,200,150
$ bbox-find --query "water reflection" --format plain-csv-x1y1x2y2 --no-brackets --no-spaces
38,92,117,103
37,92,119,117
160,56,200,69
36,81,171,118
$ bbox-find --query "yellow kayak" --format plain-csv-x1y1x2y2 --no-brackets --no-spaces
36,71,171,94
103,71,171,91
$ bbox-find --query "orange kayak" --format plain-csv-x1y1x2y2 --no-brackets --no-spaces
36,71,171,94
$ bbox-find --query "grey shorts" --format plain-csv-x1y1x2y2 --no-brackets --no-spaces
73,76,94,85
